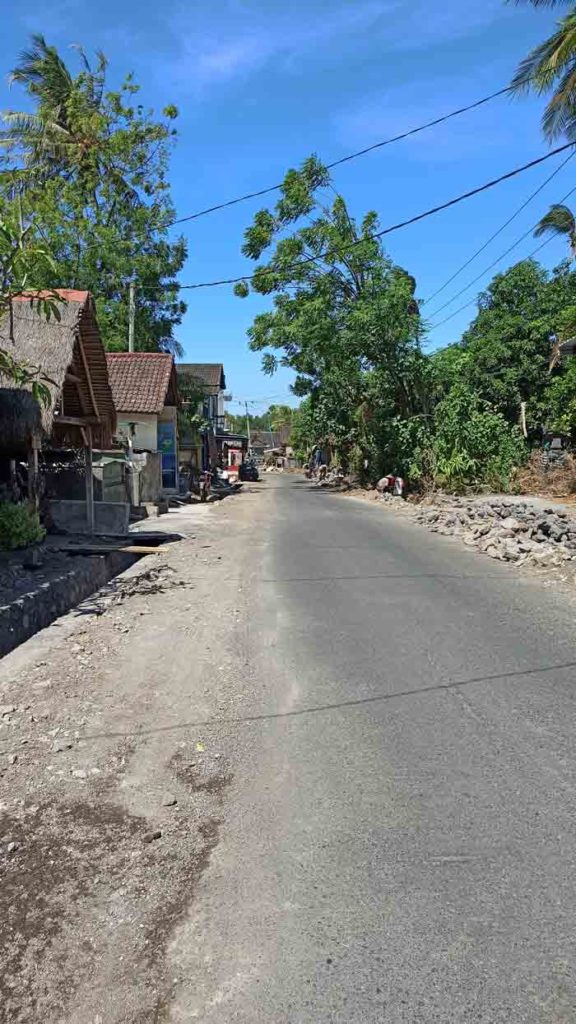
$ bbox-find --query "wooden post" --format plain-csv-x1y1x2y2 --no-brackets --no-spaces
27,435,40,510
84,426,95,535
128,280,136,352
9,459,18,502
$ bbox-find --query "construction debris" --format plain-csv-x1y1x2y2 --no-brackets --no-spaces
411,497,576,569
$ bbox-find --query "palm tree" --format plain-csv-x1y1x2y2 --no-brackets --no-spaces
1,34,107,179
510,1,576,140
534,203,576,255
1,34,140,209
532,200,576,366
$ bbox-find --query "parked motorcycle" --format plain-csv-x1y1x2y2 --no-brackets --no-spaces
239,460,260,482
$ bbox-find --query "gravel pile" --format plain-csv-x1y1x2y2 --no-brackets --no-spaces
411,497,576,568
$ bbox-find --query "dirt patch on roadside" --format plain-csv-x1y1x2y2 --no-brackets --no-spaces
0,490,259,1023
171,751,233,799
0,797,142,1021
142,814,223,970
1,782,234,1023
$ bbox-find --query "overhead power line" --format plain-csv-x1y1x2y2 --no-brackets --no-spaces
427,233,560,333
424,149,576,305
170,82,521,225
137,142,575,293
426,179,576,322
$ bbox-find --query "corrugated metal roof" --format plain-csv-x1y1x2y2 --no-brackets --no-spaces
250,426,292,448
177,363,225,395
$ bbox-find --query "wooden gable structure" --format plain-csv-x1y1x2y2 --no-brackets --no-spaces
0,289,116,450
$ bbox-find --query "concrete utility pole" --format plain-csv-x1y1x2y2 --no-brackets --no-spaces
245,401,252,448
128,280,136,352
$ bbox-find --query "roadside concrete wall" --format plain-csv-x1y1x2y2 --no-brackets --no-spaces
48,500,130,535
0,549,136,658
93,460,129,504
134,452,162,504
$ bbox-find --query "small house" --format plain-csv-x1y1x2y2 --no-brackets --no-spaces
106,352,180,496
178,363,226,432
176,362,226,471
0,290,119,532
250,426,294,466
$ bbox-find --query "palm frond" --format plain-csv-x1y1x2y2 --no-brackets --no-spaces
1,110,52,141
10,33,73,110
69,42,92,74
510,14,576,95
542,62,576,137
534,203,576,238
91,51,108,107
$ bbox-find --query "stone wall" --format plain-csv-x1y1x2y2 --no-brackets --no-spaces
0,549,136,658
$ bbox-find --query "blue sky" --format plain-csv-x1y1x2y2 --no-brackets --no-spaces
1,0,567,415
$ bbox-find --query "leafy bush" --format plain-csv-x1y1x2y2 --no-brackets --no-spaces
0,502,45,551
543,359,576,437
417,384,528,492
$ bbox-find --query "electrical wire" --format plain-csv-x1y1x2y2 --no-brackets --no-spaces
25,72,547,265
425,180,576,323
423,149,576,305
170,82,522,225
136,142,575,293
46,77,537,260
426,234,557,333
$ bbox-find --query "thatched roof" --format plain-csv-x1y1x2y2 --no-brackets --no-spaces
0,388,42,456
0,290,116,448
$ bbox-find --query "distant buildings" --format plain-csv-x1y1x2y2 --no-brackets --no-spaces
177,363,248,477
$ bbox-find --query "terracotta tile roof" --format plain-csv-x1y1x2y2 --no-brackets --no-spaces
106,352,177,414
12,288,91,304
177,362,225,395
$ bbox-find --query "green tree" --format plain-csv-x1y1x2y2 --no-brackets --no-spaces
290,398,315,460
544,356,576,430
236,156,423,474
509,0,576,140
226,405,291,434
429,256,576,449
453,259,576,432
177,371,211,451
267,404,295,431
2,35,113,185
1,36,186,354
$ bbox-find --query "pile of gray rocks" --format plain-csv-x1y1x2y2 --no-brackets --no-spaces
411,497,576,568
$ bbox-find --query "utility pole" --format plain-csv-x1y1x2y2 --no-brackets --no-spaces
245,401,251,450
128,280,136,352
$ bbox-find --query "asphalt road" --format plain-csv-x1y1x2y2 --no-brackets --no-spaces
167,475,576,1023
